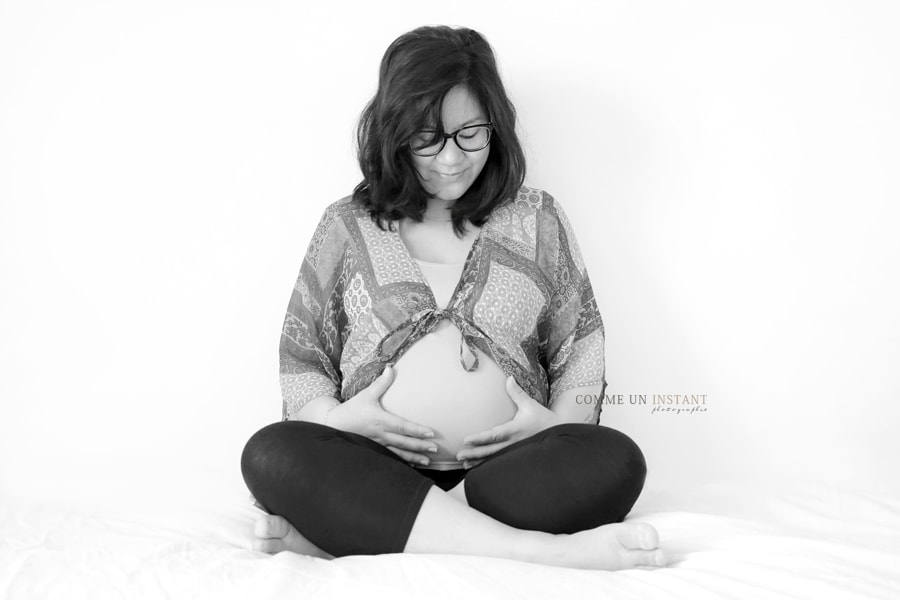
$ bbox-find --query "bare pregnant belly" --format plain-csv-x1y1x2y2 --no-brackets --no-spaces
379,320,516,469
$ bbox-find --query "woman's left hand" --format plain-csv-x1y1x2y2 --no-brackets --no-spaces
456,376,562,467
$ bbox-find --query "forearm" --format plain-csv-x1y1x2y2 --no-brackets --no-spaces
550,384,605,424
288,394,341,424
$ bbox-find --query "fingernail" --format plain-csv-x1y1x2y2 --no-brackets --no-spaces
423,431,434,438
428,446,437,453
419,458,429,466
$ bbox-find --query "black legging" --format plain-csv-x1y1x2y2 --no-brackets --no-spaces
241,420,647,558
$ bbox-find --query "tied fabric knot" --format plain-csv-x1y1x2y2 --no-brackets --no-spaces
375,306,486,372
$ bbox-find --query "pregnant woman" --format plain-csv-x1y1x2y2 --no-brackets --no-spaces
241,25,666,570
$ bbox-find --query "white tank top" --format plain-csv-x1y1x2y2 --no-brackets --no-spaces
378,258,517,469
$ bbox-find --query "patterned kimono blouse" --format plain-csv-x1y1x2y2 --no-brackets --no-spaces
280,185,608,424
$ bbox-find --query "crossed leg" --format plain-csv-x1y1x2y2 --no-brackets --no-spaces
243,421,664,569
252,478,466,557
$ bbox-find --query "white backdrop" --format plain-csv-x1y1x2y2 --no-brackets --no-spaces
1,0,898,511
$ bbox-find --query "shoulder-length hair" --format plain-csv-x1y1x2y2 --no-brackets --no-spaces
352,25,527,238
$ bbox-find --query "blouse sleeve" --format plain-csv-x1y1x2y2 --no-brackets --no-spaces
542,194,608,424
279,205,347,421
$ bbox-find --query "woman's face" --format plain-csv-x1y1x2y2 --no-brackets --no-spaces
410,84,490,202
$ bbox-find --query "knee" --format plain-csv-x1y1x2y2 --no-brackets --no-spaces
240,420,322,492
584,425,647,520
579,424,646,489
545,423,647,514
542,422,645,464
241,422,281,490
599,425,646,480
465,424,648,533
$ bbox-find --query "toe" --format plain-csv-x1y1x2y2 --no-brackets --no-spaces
254,515,272,538
648,549,667,567
253,538,285,554
616,522,659,550
636,523,659,549
255,515,291,539
627,548,667,568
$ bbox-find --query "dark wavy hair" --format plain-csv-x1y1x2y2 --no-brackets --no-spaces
352,25,527,238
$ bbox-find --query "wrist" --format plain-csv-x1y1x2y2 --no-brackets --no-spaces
547,403,576,426
293,395,341,425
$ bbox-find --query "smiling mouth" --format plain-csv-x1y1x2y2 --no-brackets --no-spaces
436,170,465,178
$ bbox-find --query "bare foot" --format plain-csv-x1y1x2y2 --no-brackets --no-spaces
545,521,666,570
253,514,334,559
430,482,663,570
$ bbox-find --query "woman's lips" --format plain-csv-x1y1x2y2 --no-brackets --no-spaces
436,169,465,178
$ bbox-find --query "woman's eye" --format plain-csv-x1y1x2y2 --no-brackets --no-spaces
410,131,437,147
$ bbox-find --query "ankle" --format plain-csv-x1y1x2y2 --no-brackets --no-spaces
510,529,562,564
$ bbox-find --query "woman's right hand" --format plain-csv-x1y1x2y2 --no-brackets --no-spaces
325,365,438,466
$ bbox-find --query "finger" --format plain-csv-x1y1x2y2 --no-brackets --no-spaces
505,375,534,407
381,431,438,455
367,365,395,396
381,412,435,440
456,439,514,461
387,445,431,466
461,422,515,447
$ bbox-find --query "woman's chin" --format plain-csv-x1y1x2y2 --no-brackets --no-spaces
430,190,464,202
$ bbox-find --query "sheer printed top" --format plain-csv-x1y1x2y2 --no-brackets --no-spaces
279,185,608,423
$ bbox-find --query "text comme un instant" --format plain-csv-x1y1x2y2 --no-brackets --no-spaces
574,394,708,405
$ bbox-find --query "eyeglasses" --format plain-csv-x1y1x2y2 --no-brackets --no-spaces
408,123,493,156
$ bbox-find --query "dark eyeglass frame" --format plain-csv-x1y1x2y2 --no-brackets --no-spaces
408,122,493,156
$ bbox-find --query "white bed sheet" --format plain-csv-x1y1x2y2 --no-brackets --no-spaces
1,481,898,600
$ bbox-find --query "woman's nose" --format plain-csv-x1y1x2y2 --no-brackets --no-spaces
435,137,465,164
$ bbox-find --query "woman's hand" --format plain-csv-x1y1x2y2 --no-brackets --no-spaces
456,376,562,467
325,365,439,466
